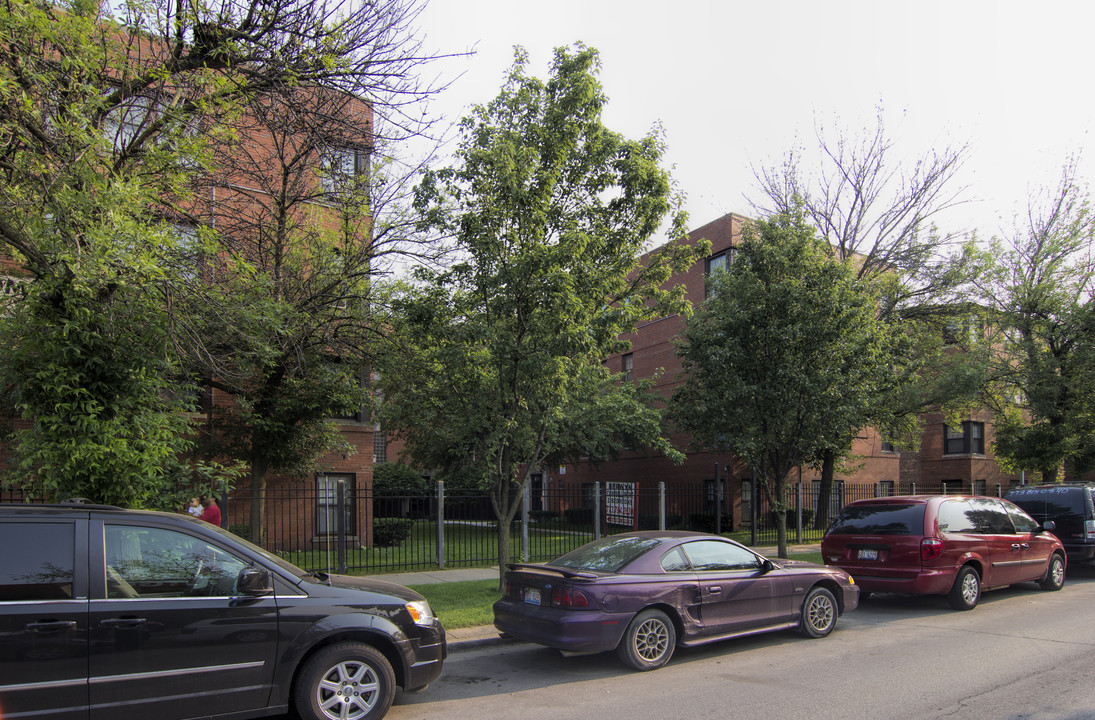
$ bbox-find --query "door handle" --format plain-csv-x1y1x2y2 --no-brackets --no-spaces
26,620,78,633
1020,543,1030,549
1011,544,1021,550
99,617,148,629
707,586,722,594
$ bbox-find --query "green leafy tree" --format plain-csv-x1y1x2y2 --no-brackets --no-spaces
979,163,1095,482
670,209,904,557
375,46,699,587
0,0,440,506
750,108,986,525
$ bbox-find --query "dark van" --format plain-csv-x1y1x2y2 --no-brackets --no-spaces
1005,484,1095,564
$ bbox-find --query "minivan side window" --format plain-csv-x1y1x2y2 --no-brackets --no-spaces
0,522,75,601
937,500,979,534
105,525,248,599
1004,502,1038,533
966,497,1014,534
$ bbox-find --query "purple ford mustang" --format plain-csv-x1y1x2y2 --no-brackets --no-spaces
493,530,858,670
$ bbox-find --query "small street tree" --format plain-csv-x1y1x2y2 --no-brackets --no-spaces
749,108,985,526
978,163,1095,482
375,45,698,587
670,209,903,558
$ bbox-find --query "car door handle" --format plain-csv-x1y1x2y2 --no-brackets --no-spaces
26,620,78,633
1020,543,1030,549
707,586,722,594
1011,544,1022,550
99,617,148,629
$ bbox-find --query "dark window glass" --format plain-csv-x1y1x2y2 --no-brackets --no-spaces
944,421,985,454
551,536,662,573
1006,487,1090,538
622,353,634,382
827,504,926,535
316,473,356,535
937,500,979,534
681,540,760,571
0,523,74,601
1003,501,1038,533
105,525,247,598
966,497,1013,534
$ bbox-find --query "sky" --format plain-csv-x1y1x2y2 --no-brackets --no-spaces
409,0,1095,246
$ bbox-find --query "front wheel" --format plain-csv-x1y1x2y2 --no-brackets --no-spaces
1038,553,1065,591
798,586,837,638
616,608,676,671
948,566,981,611
294,642,396,720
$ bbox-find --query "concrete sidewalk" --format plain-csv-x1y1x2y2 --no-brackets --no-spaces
385,543,823,653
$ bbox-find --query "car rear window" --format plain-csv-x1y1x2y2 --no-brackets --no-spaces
827,503,926,535
551,536,662,573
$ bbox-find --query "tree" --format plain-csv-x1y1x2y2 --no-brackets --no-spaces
749,108,985,526
0,0,443,505
978,162,1095,482
375,46,699,587
670,209,902,557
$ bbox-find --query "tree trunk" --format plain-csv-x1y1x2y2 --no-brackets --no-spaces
813,449,835,530
249,456,267,546
491,477,523,592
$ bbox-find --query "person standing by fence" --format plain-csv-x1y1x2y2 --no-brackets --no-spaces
199,495,221,527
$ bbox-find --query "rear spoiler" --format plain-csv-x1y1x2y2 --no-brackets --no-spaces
506,563,598,580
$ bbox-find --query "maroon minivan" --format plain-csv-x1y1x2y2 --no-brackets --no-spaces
821,495,1066,610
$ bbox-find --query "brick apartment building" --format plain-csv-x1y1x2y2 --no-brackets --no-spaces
550,213,1020,530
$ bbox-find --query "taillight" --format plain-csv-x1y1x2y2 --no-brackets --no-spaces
1086,520,1095,541
550,586,591,609
921,537,944,561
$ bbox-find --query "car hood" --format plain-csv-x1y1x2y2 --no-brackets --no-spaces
308,573,424,602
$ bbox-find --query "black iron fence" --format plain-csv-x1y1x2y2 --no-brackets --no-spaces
2,478,1016,574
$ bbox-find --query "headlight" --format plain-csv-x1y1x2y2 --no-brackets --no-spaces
405,600,435,627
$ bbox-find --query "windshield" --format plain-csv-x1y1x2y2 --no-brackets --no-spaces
551,536,662,573
827,504,926,535
204,522,308,578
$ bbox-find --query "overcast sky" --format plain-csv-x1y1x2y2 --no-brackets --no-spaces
411,0,1094,245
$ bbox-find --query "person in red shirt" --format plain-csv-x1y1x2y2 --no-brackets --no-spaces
199,495,221,527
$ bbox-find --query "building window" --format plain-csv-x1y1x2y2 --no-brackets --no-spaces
316,473,356,536
879,480,894,497
973,478,987,495
880,439,897,454
373,422,386,464
320,147,366,194
705,249,733,297
741,479,752,522
944,421,985,455
103,94,154,152
622,353,634,382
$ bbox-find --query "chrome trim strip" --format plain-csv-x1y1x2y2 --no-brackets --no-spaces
90,661,265,684
679,621,798,648
89,596,281,604
0,598,87,606
0,677,86,692
409,658,441,668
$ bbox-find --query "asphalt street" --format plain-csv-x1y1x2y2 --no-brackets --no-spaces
388,565,1095,720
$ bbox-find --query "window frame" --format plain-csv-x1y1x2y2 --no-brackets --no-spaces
943,421,985,455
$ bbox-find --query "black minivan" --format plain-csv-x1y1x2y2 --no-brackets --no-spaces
0,503,446,720
1005,483,1095,565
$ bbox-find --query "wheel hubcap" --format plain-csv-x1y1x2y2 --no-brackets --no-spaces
961,573,979,604
634,618,669,662
807,595,834,630
1052,559,1064,585
316,660,379,720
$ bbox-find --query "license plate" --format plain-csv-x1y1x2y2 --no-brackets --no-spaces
524,588,541,606
858,549,878,560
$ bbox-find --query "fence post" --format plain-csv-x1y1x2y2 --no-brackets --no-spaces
714,462,722,536
910,482,917,495
659,482,666,531
795,481,803,544
521,480,530,563
750,468,757,548
436,480,445,570
594,482,601,540
336,478,347,574
996,483,1002,497
943,482,948,495
838,481,845,512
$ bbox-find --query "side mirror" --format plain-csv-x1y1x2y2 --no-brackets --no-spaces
236,567,273,596
760,559,775,573
1042,520,1056,533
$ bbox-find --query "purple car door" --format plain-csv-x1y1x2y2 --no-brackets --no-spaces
678,540,779,635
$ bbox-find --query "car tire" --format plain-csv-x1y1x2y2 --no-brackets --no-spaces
294,642,396,720
798,586,838,638
616,608,676,671
947,565,981,610
1038,553,1065,591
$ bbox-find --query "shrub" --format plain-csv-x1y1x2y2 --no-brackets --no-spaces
563,507,594,525
372,517,415,547
769,508,815,528
228,523,250,539
372,463,430,496
529,509,560,523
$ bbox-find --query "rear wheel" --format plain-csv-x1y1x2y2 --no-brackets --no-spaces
947,566,981,610
616,609,676,671
1038,553,1065,591
798,586,837,638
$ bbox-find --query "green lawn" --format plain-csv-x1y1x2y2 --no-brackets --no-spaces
412,550,828,630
